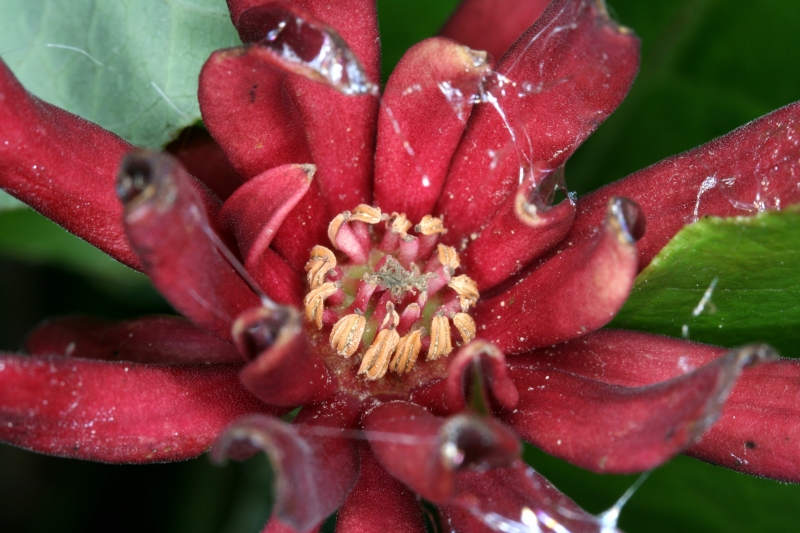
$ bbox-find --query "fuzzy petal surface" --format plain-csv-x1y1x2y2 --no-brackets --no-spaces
474,199,640,353
119,151,262,341
374,37,491,221
0,354,272,463
438,0,640,239
364,401,519,503
0,59,139,269
24,315,241,364
335,442,427,533
501,343,776,473
440,0,552,60
523,329,800,481
233,307,337,406
567,100,800,270
213,393,360,532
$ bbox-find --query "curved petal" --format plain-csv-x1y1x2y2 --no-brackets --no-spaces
439,460,617,533
363,401,519,503
220,164,314,264
212,394,361,532
230,2,380,215
412,341,518,416
688,359,800,483
460,166,576,291
567,100,800,271
437,0,640,239
165,127,243,201
0,59,139,269
439,0,552,60
521,329,800,482
0,354,274,463
226,0,381,87
474,198,641,354
500,344,777,473
118,150,262,341
374,37,492,221
335,443,427,533
24,315,241,364
199,47,312,180
233,306,337,406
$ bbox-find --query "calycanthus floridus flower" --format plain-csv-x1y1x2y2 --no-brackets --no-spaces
1,0,800,531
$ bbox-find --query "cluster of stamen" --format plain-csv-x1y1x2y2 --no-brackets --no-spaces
303,205,479,381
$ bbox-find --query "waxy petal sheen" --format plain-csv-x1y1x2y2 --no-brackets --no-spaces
0,355,272,463
438,0,640,239
524,330,800,481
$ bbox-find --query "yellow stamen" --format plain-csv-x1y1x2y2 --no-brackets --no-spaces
389,212,412,234
452,312,476,344
350,204,383,224
427,315,453,360
416,215,447,235
305,245,337,289
327,212,347,245
448,274,479,311
303,282,338,329
390,329,423,374
437,244,460,273
358,328,400,380
330,313,366,357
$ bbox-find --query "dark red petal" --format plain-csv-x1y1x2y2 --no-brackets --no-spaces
409,342,518,416
199,47,312,180
226,1,380,86
271,179,330,272
521,329,800,482
440,0,552,60
283,78,376,215
0,354,274,463
516,329,727,386
118,150,261,342
212,394,360,532
568,101,800,270
165,127,243,201
228,2,380,215
500,344,777,473
233,306,337,406
437,0,640,240
336,443,427,533
688,358,800,482
474,198,640,354
24,315,240,364
439,460,615,533
461,166,576,291
363,401,519,503
374,37,492,221
220,164,314,264
0,59,140,269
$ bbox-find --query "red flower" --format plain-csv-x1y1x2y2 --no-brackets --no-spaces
2,0,800,531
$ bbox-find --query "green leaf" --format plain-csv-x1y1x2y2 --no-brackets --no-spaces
525,444,800,533
611,209,800,357
569,0,800,195
0,0,241,148
0,191,25,212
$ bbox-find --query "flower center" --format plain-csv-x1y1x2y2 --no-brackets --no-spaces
303,205,479,381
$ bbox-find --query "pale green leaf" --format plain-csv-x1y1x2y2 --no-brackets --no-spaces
0,0,241,148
